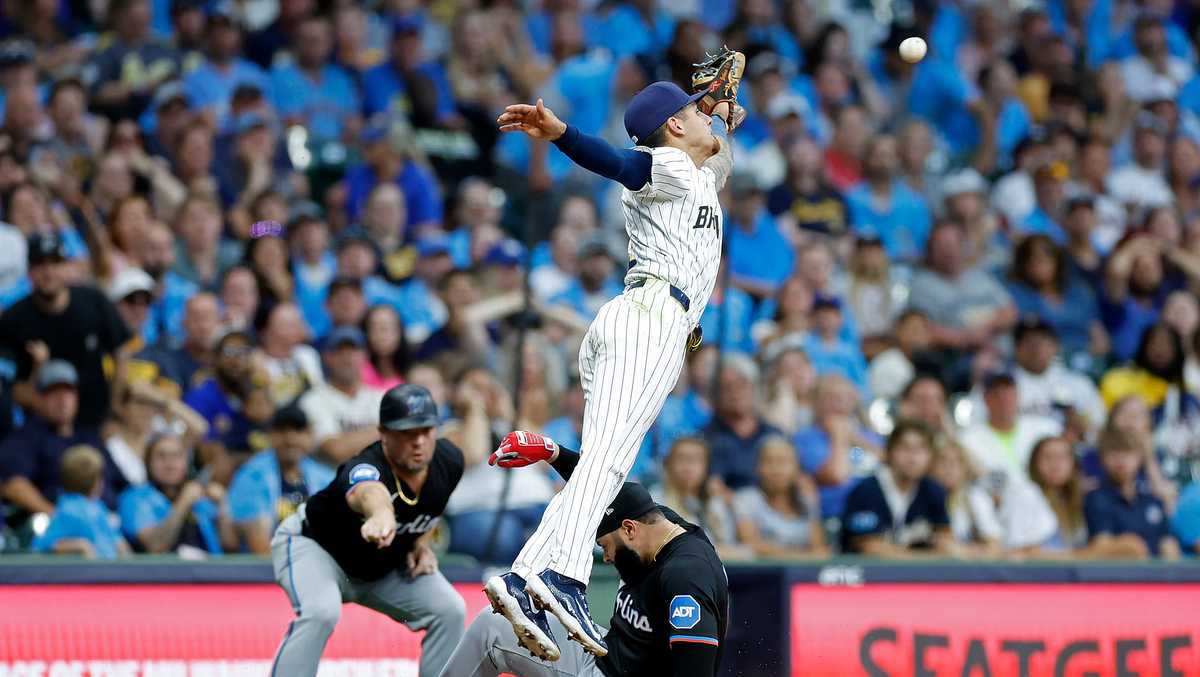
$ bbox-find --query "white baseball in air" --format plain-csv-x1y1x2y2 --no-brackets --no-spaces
899,36,927,63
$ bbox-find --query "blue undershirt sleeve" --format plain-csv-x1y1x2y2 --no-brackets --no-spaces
552,125,653,191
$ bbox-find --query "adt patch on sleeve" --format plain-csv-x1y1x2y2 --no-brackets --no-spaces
349,463,382,485
669,595,702,630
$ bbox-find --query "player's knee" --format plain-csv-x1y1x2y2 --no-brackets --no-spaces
301,598,342,636
433,590,467,627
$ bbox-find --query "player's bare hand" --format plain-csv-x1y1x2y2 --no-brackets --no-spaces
407,543,438,578
497,98,567,141
361,514,396,548
488,431,559,468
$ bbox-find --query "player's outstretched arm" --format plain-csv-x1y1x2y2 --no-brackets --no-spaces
489,431,581,480
348,481,396,548
497,99,652,191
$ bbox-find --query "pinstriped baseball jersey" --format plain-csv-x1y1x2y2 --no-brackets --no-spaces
622,146,723,327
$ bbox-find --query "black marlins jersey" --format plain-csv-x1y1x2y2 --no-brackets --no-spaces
302,439,464,581
597,507,729,676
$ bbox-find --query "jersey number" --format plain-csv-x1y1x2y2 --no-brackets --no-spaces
693,205,720,235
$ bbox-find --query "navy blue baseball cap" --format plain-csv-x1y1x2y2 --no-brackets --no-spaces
596,482,659,539
324,325,365,350
624,81,706,144
380,384,439,431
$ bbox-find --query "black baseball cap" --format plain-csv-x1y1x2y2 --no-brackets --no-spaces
380,384,439,431
271,404,309,431
596,482,659,539
27,232,67,266
1014,316,1058,343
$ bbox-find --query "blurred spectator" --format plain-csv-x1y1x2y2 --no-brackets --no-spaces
840,420,957,558
1082,394,1181,507
87,0,182,120
118,433,235,555
183,329,258,456
342,120,442,229
244,233,293,308
446,177,505,270
651,437,749,560
0,360,120,517
1010,317,1106,437
725,173,794,301
1006,234,1104,361
269,14,360,142
823,104,869,191
0,233,130,426
1119,15,1193,105
361,15,454,127
549,234,622,324
1103,321,1200,467
361,304,409,392
732,435,828,559
227,404,333,554
705,353,782,490
767,137,848,238
255,301,323,406
868,310,939,402
803,294,867,395
135,292,221,394
1161,291,1200,392
172,195,241,290
908,221,1017,391
105,379,207,487
929,439,1001,556
1107,112,1173,209
846,236,905,351
960,372,1061,483
761,344,815,436
298,326,381,464
320,276,367,344
845,133,932,262
1084,427,1182,560
649,346,715,455
414,268,498,368
183,6,269,126
697,260,755,354
794,373,882,520
1019,161,1068,244
897,375,956,439
31,445,130,559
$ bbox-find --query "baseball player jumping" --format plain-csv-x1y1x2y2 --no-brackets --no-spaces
486,50,744,661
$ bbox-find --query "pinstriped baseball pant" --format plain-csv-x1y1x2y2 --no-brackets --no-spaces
512,279,691,585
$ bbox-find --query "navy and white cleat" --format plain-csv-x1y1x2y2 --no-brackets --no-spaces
525,569,609,657
484,572,561,661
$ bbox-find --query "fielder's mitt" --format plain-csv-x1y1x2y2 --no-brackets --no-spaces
692,47,746,128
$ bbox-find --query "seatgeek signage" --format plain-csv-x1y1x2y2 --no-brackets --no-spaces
791,583,1200,676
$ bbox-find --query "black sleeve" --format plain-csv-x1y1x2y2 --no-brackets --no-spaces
0,307,29,381
549,446,580,481
841,480,889,548
924,480,951,529
439,438,466,484
94,290,132,351
659,555,723,677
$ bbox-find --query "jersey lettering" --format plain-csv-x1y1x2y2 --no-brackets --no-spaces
615,591,652,633
669,595,702,630
394,513,437,535
692,205,721,233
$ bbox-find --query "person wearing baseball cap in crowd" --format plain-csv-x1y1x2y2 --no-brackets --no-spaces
440,431,729,677
227,403,333,555
269,383,466,677
297,326,384,464
0,233,131,428
0,359,123,524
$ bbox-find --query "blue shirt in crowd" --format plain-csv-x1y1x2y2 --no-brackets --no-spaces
33,492,125,559
343,161,443,225
184,58,270,124
1171,482,1200,555
727,210,795,294
706,418,783,490
0,419,116,508
1005,278,1100,355
869,53,976,155
794,425,882,519
649,390,713,458
550,277,625,324
118,483,224,554
269,62,361,141
184,378,251,449
1085,480,1172,556
227,449,334,530
361,60,457,121
801,333,869,397
845,181,932,262
697,286,756,354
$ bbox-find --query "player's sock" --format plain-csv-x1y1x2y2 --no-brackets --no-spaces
526,569,609,657
484,572,561,661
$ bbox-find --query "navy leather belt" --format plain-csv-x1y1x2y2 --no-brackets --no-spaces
626,277,691,313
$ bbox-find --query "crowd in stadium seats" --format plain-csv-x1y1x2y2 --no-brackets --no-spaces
1,0,1200,563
